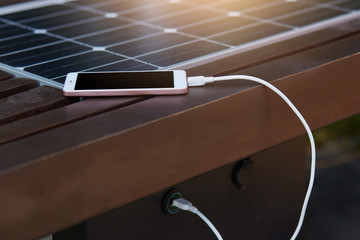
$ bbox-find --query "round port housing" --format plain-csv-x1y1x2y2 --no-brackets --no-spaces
162,189,183,215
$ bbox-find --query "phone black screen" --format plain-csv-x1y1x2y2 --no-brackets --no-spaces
75,72,174,90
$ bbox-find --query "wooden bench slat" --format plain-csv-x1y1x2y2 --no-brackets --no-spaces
0,78,39,98
0,96,148,144
0,69,14,81
0,86,72,125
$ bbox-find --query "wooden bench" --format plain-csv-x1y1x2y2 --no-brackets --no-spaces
0,18,359,240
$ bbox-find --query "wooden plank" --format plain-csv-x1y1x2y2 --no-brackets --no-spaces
0,77,39,98
0,53,359,240
0,69,14,81
0,96,148,144
0,0,26,7
0,85,72,125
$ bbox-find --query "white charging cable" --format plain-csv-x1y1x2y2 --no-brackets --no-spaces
185,75,316,240
172,198,223,240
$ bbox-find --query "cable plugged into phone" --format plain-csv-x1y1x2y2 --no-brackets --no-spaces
187,76,214,86
187,74,316,240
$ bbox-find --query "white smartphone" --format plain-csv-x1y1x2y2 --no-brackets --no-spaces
63,70,188,96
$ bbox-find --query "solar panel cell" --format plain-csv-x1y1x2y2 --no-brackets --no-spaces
0,5,74,21
181,17,255,37
211,23,288,46
0,42,90,67
0,34,60,55
25,51,124,79
336,0,360,10
0,24,31,39
50,18,131,38
123,4,189,21
77,24,161,46
246,2,311,19
108,34,194,57
278,8,346,27
23,10,101,29
90,60,157,72
216,0,275,12
96,0,159,13
150,9,222,28
138,40,227,66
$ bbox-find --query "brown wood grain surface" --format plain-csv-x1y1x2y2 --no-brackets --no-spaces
0,52,359,240
0,96,149,144
0,78,39,98
0,86,72,125
0,69,14,81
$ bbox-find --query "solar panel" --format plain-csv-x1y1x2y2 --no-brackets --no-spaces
0,0,358,87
